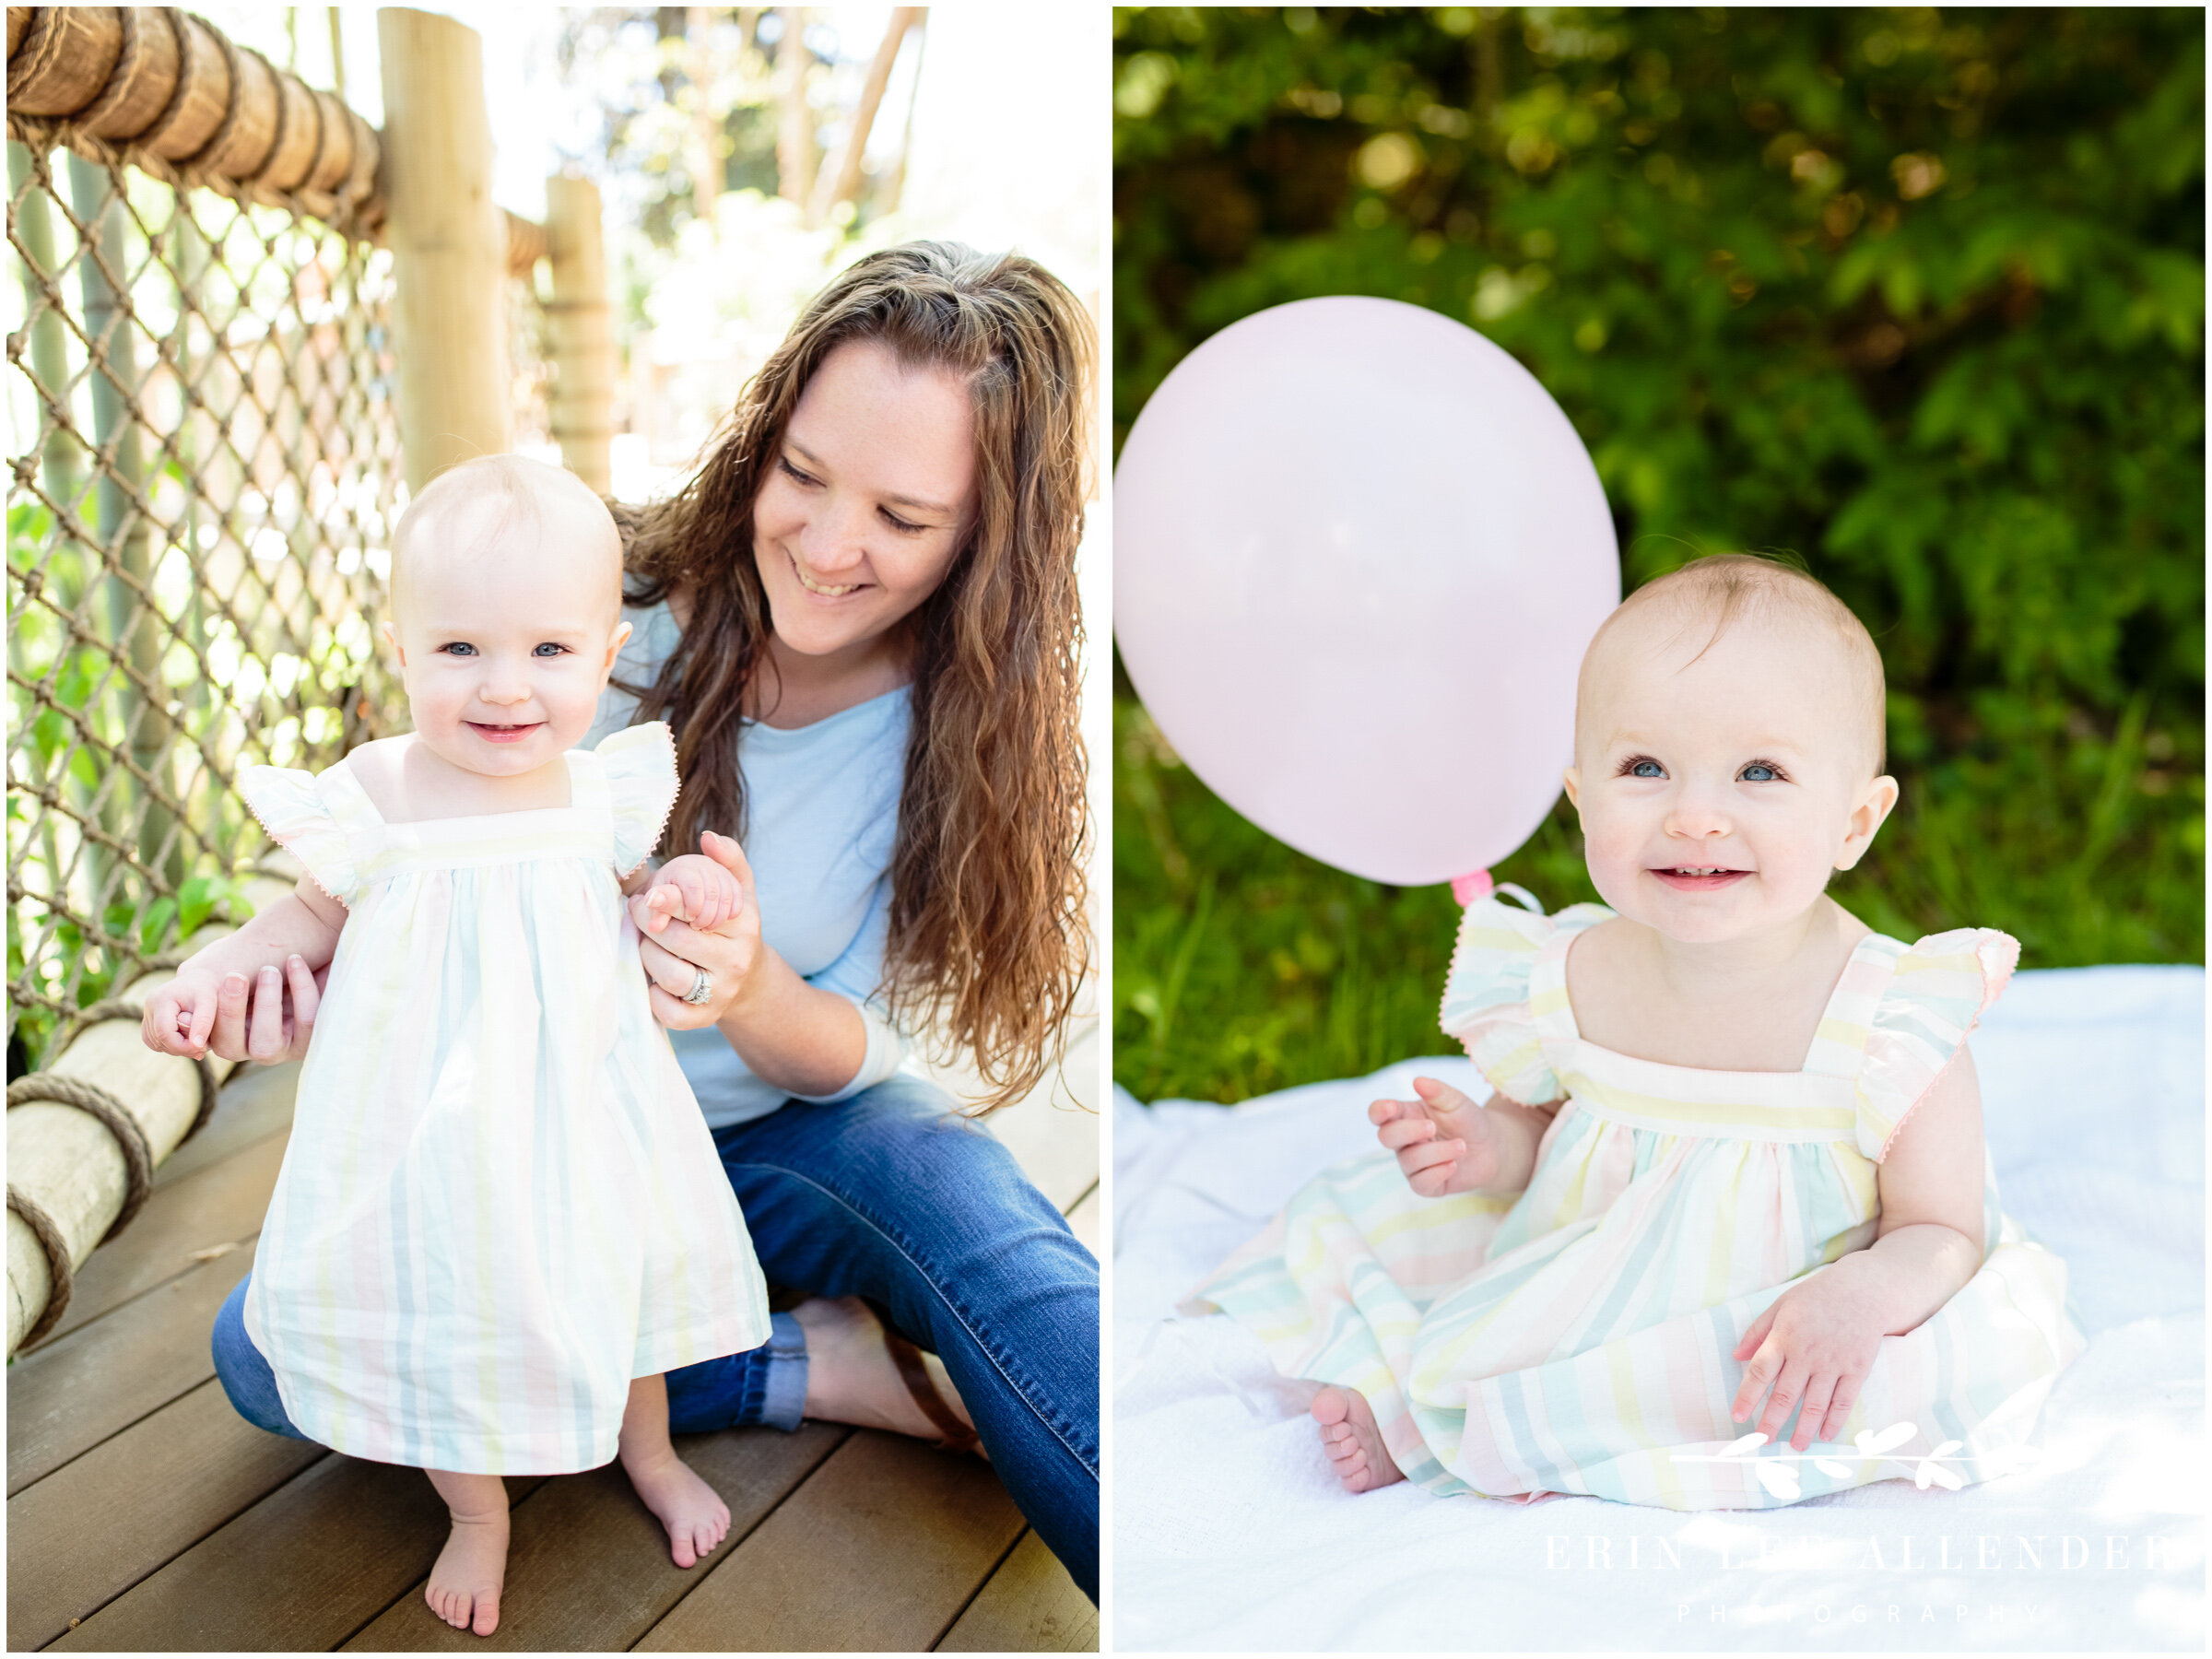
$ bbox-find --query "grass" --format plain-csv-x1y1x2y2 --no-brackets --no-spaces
1112,676,2205,1107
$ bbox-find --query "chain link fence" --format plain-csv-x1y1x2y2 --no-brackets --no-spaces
6,123,410,1075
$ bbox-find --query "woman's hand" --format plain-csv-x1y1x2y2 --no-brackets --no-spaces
1730,1259,1890,1451
173,955,326,1065
634,830,760,1030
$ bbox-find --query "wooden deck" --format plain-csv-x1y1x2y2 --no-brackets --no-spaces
6,1018,1100,1652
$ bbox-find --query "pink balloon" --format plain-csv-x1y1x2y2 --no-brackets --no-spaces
1115,297,1620,888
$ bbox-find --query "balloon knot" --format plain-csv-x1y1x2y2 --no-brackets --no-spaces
1451,870,1494,906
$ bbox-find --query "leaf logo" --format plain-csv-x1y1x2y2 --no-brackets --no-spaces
1752,1459,1802,1500
1913,1439,1964,1489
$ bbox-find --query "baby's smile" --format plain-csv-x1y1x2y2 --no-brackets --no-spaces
1650,865,1749,892
465,720,545,744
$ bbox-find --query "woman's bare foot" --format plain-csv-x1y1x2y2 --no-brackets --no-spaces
619,1372,731,1568
423,1470,509,1636
621,1441,732,1568
793,1296,980,1450
1311,1385,1406,1493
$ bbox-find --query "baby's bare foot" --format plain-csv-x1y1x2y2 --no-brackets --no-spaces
424,1508,509,1636
622,1442,731,1569
1311,1385,1406,1493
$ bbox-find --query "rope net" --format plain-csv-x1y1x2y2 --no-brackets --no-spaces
6,129,407,1072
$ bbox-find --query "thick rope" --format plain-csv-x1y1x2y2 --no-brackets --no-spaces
64,6,145,137
7,1182,76,1349
174,25,246,174
3,7,66,104
45,990,221,1144
239,46,296,191
6,1070,157,1259
128,10,202,162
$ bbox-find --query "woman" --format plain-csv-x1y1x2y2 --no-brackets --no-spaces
206,241,1099,1598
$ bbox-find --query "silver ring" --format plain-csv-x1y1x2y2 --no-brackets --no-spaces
682,966,714,1006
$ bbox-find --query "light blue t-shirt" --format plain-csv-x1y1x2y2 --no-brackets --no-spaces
590,600,912,1128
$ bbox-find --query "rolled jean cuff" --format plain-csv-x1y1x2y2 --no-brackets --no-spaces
745,1310,808,1432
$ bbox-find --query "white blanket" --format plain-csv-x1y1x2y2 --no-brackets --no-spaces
1113,966,2206,1651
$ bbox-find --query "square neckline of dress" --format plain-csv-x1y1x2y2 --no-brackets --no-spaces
324,741,600,838
1543,918,1888,1084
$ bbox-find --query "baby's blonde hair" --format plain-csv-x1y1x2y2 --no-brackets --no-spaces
389,454,621,622
1579,553,1888,775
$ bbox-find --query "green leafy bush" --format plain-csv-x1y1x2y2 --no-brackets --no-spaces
1113,6,2203,1103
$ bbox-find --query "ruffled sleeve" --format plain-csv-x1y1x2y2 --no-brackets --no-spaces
1438,893,1570,1105
237,764,359,906
597,721,681,878
1855,927,2020,1162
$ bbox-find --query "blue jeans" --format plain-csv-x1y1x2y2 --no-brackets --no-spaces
212,1074,1099,1600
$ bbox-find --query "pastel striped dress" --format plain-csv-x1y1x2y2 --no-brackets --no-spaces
1191,893,2085,1509
238,723,771,1476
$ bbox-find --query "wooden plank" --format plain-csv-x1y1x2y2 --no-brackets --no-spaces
339,1424,848,1652
7,1245,253,1495
47,1455,472,1653
6,1379,324,1649
152,1060,300,1190
1065,1182,1100,1258
936,1529,1097,1652
42,1129,288,1343
633,1430,1024,1652
51,1459,583,1653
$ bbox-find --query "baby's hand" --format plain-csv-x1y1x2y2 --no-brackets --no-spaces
1730,1259,1890,1451
141,964,227,1059
640,853,743,935
1368,1076,1501,1197
139,955,322,1063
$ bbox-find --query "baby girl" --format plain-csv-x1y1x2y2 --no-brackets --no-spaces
1194,555,2082,1507
143,454,770,1634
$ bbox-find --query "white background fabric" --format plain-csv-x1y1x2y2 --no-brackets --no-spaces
1112,965,2205,1651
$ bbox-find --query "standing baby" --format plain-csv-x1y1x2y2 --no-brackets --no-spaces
143,454,770,1635
1194,554,2083,1507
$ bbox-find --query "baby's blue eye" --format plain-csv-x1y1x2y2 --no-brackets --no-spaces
1630,759,1665,779
533,641,568,657
438,641,476,657
1740,762,1778,782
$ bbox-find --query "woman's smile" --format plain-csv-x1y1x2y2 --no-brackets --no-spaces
787,549,866,598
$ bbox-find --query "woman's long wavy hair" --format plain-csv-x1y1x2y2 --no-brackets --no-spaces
611,241,1094,1113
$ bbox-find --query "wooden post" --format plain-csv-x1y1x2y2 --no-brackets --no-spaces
376,6,509,492
806,6,922,226
7,141,86,900
65,152,170,910
687,5,720,226
773,6,815,207
544,175,615,497
878,13,926,217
